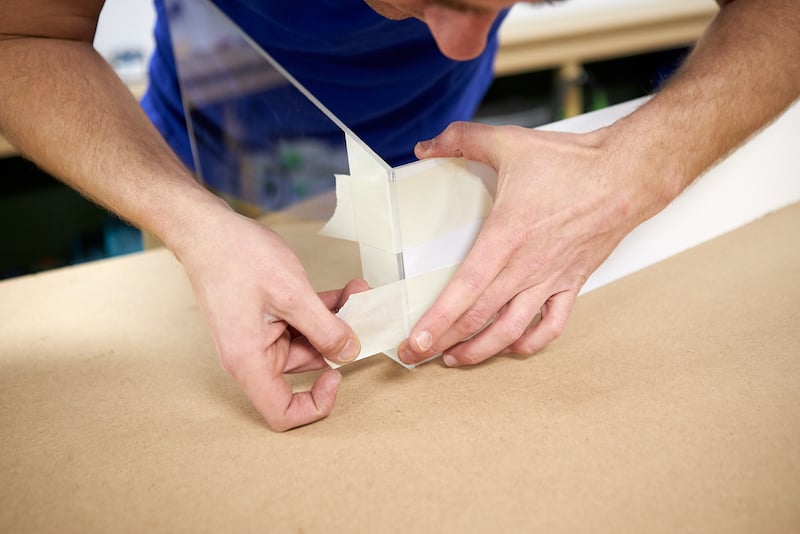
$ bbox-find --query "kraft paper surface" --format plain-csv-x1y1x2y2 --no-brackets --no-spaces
1,203,799,533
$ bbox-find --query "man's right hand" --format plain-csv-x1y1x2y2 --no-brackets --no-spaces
1,0,362,431
170,204,363,432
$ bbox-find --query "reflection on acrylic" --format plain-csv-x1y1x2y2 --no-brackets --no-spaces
165,0,359,212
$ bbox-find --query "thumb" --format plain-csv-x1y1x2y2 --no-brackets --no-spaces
415,121,500,167
281,284,361,366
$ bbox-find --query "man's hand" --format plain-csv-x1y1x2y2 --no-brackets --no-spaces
171,205,365,431
396,0,800,368
397,121,669,367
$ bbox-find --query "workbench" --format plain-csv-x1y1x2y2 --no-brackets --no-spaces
1,97,798,532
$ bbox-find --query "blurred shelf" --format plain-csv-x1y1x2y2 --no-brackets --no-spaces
496,0,717,75
497,0,718,116
1,1,720,155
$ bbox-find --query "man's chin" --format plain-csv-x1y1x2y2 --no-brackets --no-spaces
363,0,416,20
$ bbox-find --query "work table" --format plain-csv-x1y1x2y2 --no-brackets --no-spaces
1,201,798,532
1,98,798,532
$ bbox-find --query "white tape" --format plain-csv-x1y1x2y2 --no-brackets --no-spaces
326,264,459,369
321,139,497,368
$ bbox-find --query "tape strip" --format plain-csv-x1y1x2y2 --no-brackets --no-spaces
326,265,459,369
322,141,498,368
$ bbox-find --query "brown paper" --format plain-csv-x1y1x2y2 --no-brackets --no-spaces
1,204,798,533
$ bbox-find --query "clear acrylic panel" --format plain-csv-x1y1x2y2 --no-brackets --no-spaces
163,0,405,291
161,0,503,367
163,0,389,217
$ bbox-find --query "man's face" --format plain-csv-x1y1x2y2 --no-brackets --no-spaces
364,0,520,60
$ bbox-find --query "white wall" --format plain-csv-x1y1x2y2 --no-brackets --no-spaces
93,0,157,60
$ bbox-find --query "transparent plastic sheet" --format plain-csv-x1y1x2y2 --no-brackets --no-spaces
164,0,498,367
163,0,391,212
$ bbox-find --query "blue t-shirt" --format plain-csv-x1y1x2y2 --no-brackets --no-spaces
142,0,505,205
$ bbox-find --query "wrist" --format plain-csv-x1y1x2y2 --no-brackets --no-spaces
600,107,692,222
146,182,235,261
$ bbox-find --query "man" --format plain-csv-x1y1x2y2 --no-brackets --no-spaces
0,0,797,432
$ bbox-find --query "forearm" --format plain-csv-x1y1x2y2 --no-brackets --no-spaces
0,37,230,250
607,0,800,217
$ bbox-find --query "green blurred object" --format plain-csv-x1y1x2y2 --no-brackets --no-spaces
0,157,142,279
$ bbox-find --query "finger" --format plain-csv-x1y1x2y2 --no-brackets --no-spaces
284,336,329,373
414,265,528,361
256,370,342,432
441,285,548,367
275,278,361,366
398,218,515,364
415,121,504,167
288,279,371,340
317,278,371,312
503,291,576,357
286,278,370,371
233,330,342,432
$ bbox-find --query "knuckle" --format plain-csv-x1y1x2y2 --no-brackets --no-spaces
499,313,530,342
266,415,291,433
513,338,540,356
428,306,457,333
215,338,242,377
543,318,566,341
502,125,535,147
314,323,347,355
459,272,487,295
426,339,453,358
218,350,240,379
457,349,487,367
440,121,470,153
503,222,530,251
515,322,565,356
528,250,555,274
269,288,300,318
445,120,469,137
458,307,491,336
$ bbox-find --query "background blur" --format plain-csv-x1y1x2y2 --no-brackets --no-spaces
0,0,702,279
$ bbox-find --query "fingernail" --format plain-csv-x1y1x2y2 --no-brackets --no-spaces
416,139,434,154
337,338,358,363
443,354,459,367
414,330,432,352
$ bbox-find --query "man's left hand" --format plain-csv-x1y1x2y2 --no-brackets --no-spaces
398,121,667,367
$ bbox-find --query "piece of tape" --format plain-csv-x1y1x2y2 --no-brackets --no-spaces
322,140,498,368
326,265,459,369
